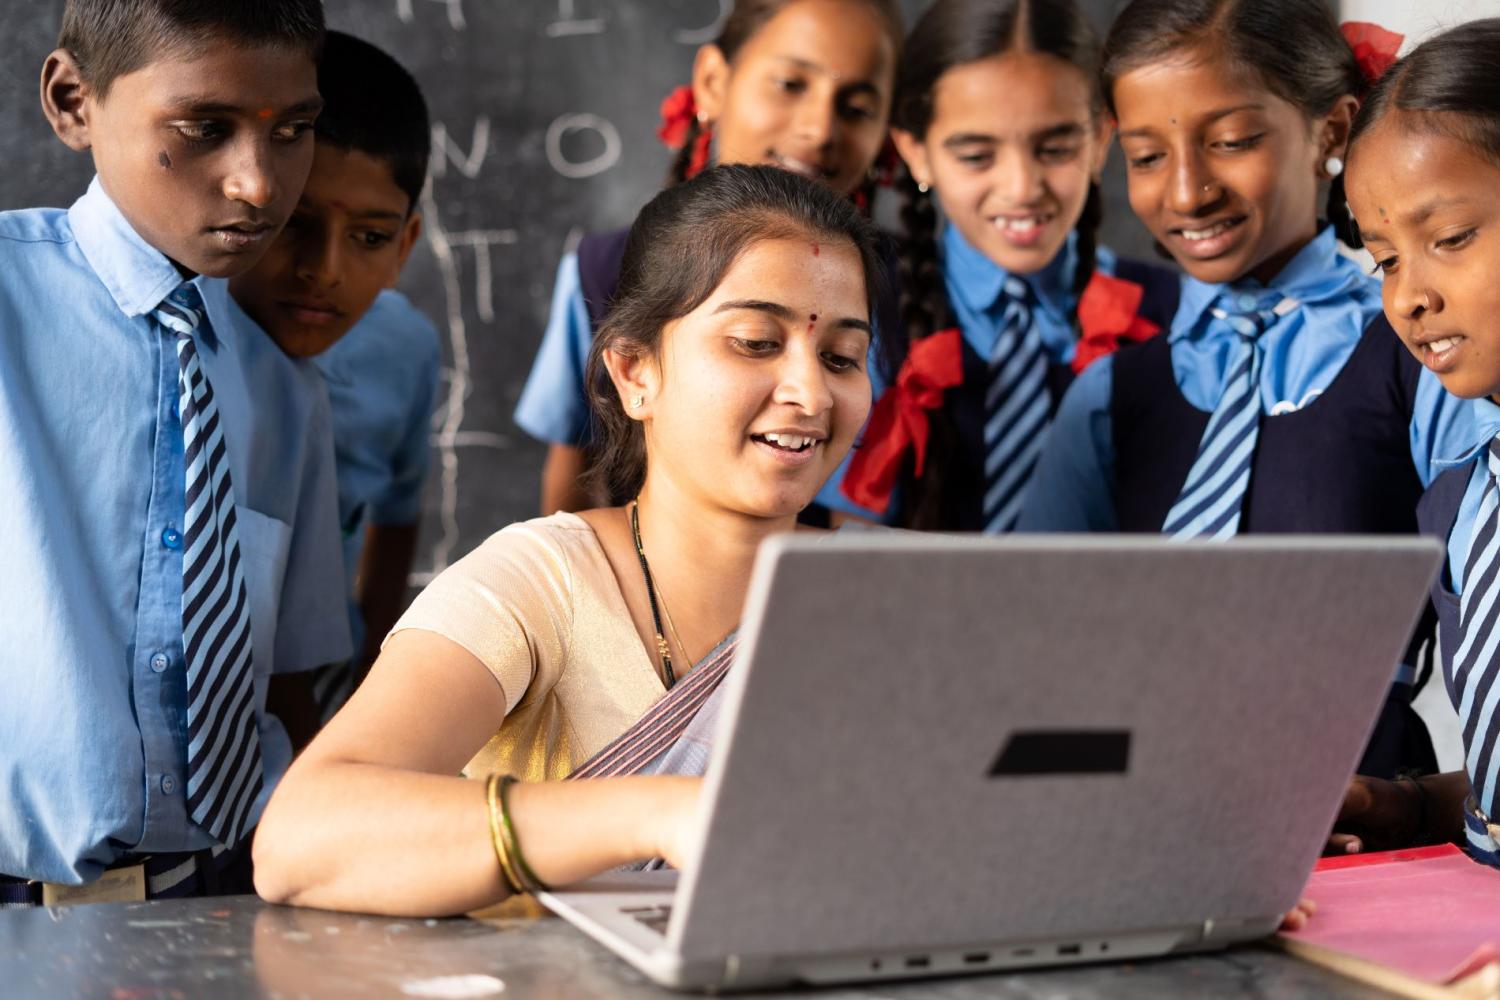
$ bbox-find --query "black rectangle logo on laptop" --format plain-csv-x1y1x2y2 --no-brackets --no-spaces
989,730,1131,776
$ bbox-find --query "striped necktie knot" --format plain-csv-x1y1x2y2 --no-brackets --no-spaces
981,276,1047,534
1161,297,1293,540
152,283,264,847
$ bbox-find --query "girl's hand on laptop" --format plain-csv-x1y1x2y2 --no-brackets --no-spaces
649,776,706,872
1278,898,1317,931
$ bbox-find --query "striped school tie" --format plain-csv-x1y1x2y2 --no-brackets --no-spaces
982,278,1048,533
154,285,263,847
1161,300,1284,540
1452,439,1500,857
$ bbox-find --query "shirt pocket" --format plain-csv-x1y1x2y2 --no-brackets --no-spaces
235,506,292,677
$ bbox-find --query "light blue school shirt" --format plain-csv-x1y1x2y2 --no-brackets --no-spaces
514,251,592,447
1428,397,1500,595
0,178,352,884
314,289,441,654
816,225,1116,522
1019,227,1467,531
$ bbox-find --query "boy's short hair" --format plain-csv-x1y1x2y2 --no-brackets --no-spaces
316,31,432,210
59,0,325,98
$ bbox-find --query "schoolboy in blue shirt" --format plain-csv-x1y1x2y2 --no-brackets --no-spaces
230,32,440,724
0,0,350,903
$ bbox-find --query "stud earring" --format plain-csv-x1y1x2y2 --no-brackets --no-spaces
629,395,644,409
917,181,930,194
1324,155,1344,178
696,110,708,125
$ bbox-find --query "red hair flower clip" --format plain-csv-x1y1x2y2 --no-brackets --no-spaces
841,328,965,514
1341,22,1405,92
657,84,713,179
1071,271,1162,374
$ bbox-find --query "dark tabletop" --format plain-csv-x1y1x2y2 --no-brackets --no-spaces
0,894,1395,999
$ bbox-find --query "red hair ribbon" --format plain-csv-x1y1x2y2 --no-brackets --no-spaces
1341,22,1405,92
841,328,965,514
1071,271,1162,375
657,84,713,179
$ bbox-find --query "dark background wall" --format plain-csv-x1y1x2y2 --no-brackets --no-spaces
0,0,1148,584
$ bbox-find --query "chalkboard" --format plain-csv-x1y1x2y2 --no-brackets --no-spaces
0,0,1151,584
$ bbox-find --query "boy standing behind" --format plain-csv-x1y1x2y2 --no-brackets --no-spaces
231,31,441,721
0,0,350,902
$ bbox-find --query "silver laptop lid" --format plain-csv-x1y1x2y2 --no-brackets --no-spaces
668,534,1442,962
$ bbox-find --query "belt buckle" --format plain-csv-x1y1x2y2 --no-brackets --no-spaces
1465,793,1500,844
41,863,148,906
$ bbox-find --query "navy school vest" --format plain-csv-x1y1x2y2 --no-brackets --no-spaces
906,257,1181,531
1111,311,1437,778
1416,463,1472,709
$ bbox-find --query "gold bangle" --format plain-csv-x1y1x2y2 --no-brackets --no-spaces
498,775,552,893
485,773,526,895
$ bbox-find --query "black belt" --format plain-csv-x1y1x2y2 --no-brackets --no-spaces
0,849,217,908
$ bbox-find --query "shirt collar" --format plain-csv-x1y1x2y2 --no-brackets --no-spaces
942,223,1077,321
68,176,189,319
1434,396,1500,470
1169,226,1369,342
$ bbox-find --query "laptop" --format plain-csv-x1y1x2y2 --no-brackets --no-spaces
540,534,1442,992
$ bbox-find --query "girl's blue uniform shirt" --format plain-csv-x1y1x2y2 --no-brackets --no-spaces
0,179,351,884
1020,227,1467,529
515,250,593,447
1415,396,1500,866
817,224,1121,522
314,289,441,655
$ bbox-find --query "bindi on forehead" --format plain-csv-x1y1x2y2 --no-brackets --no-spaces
256,107,275,119
807,313,818,333
811,242,820,257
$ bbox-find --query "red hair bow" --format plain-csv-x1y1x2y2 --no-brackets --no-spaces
841,328,965,514
1071,271,1162,374
1341,22,1405,92
657,84,713,179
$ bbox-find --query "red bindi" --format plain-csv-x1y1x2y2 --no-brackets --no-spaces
256,108,274,120
807,313,818,332
811,242,820,257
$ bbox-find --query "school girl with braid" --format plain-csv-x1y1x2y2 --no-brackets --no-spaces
828,0,1178,531
514,0,903,515
1330,21,1500,867
1021,0,1471,779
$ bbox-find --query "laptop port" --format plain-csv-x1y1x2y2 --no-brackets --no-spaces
904,956,931,969
1058,944,1082,956
962,952,990,965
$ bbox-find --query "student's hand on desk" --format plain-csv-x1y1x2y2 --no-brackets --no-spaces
1327,775,1418,855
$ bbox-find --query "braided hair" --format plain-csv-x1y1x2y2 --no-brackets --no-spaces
889,0,1105,528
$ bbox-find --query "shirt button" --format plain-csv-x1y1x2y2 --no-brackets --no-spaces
161,526,183,550
160,774,177,795
150,652,169,673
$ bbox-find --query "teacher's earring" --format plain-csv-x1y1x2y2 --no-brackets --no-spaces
1324,155,1344,178
917,181,930,194
629,395,644,409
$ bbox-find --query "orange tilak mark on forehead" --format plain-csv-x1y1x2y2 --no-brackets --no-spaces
811,242,820,256
256,108,275,119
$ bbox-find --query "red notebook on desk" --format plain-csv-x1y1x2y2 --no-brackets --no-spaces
1278,844,1500,999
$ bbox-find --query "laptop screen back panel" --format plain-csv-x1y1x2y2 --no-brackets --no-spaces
671,536,1440,963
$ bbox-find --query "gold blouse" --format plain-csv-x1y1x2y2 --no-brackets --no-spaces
388,513,667,781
